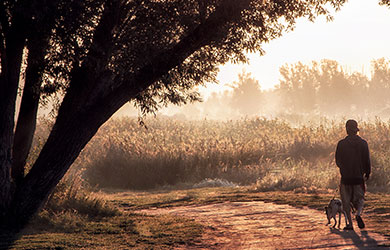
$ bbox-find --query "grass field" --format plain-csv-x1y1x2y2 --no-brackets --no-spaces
62,116,390,192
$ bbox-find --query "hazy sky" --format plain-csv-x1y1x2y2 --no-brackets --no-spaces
200,0,390,96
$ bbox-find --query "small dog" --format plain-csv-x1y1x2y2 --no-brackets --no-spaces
325,198,347,228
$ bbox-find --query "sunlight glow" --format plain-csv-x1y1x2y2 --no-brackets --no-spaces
201,0,390,96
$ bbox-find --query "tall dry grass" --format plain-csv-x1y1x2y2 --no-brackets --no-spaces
62,116,390,192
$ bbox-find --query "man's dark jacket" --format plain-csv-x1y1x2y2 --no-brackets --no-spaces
335,135,371,185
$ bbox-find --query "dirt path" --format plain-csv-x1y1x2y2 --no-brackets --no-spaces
137,201,390,250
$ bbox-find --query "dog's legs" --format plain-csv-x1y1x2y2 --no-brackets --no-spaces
333,217,337,228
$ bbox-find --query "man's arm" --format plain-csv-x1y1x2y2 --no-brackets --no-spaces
335,141,342,168
363,141,371,179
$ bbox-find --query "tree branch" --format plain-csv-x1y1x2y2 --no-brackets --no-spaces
108,0,251,109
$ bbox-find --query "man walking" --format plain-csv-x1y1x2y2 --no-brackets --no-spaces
335,119,371,230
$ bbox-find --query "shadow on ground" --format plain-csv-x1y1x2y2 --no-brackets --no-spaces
330,228,390,249
0,232,22,250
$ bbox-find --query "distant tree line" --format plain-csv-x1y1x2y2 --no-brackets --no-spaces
166,58,390,120
276,58,390,116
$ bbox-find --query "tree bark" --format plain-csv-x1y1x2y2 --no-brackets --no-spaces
0,18,26,219
11,38,47,185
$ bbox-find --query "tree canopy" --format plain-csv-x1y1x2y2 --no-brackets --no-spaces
1,0,347,232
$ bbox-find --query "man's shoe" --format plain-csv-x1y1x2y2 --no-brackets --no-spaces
356,215,365,229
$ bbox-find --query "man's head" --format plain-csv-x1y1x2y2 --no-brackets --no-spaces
346,119,359,135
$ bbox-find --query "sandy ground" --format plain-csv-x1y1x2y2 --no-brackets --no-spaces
137,201,390,250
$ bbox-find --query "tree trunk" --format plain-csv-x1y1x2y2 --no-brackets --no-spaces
7,76,125,230
12,42,45,185
0,23,26,220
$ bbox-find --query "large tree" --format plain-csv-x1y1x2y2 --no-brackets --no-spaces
1,0,346,231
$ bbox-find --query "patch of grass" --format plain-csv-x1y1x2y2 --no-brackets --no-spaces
6,214,202,250
23,175,120,235
2,171,205,249
104,186,248,210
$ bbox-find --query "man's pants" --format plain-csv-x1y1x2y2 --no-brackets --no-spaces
340,183,365,216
